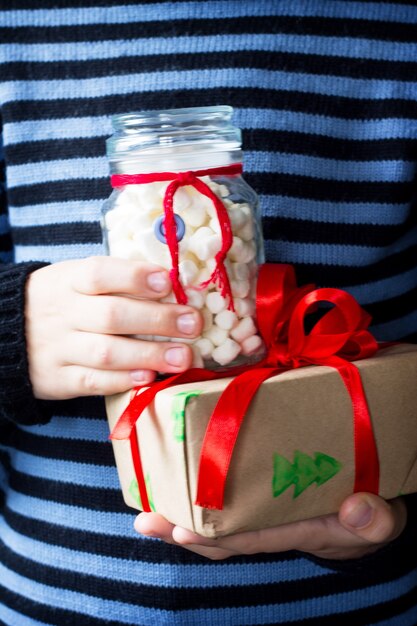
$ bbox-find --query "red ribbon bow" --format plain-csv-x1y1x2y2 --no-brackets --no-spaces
110,264,380,512
111,163,243,310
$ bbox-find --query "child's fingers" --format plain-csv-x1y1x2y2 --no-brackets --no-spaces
70,294,202,338
71,257,172,299
62,332,193,373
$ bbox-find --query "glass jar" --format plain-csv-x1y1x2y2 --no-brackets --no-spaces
101,105,265,369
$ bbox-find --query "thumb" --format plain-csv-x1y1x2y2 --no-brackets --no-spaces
339,493,407,545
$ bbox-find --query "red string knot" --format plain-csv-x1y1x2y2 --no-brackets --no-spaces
177,171,196,186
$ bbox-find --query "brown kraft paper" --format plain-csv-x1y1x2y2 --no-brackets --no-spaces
106,343,417,538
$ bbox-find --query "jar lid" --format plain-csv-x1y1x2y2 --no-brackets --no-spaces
106,106,242,173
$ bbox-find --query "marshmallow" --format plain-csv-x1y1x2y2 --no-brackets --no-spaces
196,235,222,261
103,172,262,370
206,291,227,314
228,206,249,231
191,346,205,368
130,183,164,213
179,259,199,286
237,220,254,241
204,325,228,347
218,184,230,198
209,217,221,234
231,279,250,299
188,227,220,261
185,289,205,309
241,240,256,263
202,308,213,332
132,230,172,267
173,187,192,212
194,337,214,359
228,236,246,262
230,316,257,343
214,309,238,330
196,267,212,285
108,239,147,261
212,338,241,366
241,334,264,356
234,297,256,318
232,262,250,281
181,201,208,228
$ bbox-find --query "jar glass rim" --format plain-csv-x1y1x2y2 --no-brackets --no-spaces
111,105,234,130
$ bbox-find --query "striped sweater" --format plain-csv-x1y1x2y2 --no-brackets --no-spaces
1,2,417,625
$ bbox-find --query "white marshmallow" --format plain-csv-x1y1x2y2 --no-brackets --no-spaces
179,259,199,286
191,346,205,368
209,217,222,234
107,221,133,244
188,227,214,251
108,239,147,261
214,309,238,330
218,184,230,198
241,334,264,356
212,338,241,366
231,279,250,298
104,174,261,370
237,220,254,241
194,337,214,359
230,316,258,343
196,267,212,285
132,183,164,213
205,257,217,274
132,231,172,267
232,262,250,281
173,187,192,212
234,297,256,318
202,308,213,332
206,291,227,314
186,289,205,309
181,201,208,228
228,236,246,262
196,235,222,261
204,325,228,346
228,206,249,231
241,240,256,263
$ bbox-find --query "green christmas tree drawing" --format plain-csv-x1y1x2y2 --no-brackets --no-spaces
272,450,342,499
129,474,156,511
171,390,202,442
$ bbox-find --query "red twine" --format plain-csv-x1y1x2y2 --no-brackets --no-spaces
110,264,380,512
111,163,243,310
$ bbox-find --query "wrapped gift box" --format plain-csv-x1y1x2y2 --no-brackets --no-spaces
106,343,417,538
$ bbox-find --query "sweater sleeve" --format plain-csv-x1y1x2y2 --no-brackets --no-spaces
0,261,52,425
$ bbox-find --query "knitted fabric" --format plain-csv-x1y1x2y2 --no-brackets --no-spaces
0,2,417,625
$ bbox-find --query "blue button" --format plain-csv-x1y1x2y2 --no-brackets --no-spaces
154,214,186,244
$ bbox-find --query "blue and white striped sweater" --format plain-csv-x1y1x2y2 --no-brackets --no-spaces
0,2,417,625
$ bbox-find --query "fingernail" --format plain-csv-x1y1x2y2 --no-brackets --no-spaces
147,271,169,292
130,370,152,385
345,500,373,528
165,347,186,366
177,313,197,335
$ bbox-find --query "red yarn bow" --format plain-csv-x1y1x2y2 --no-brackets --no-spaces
111,163,243,310
110,264,379,512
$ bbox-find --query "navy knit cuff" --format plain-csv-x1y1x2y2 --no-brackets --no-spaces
0,262,52,426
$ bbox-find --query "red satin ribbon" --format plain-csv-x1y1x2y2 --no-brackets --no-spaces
111,163,242,310
110,264,380,512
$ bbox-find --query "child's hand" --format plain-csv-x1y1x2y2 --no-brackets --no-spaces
135,493,407,561
25,256,202,399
